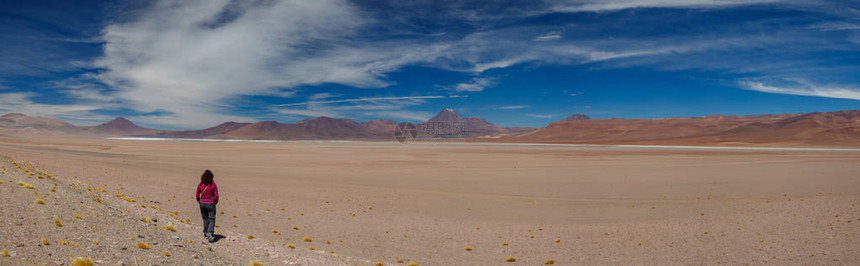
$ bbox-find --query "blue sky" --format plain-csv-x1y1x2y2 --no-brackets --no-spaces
1,0,859,129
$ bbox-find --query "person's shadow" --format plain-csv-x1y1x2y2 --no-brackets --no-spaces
211,234,225,243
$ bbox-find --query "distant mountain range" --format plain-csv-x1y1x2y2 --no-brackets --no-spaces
508,110,860,147
2,109,859,147
0,109,537,140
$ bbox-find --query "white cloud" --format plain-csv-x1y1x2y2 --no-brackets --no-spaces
0,92,112,125
527,114,554,119
364,110,434,121
449,77,497,92
807,22,860,31
551,0,783,13
308,93,341,100
534,32,562,41
275,108,340,119
497,105,528,110
62,88,115,102
278,96,447,107
93,0,403,128
740,80,860,100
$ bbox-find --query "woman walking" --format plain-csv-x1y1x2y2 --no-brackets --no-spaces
196,169,219,243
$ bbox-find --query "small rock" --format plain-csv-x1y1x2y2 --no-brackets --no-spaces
95,260,104,264
137,235,145,239
15,243,24,247
117,246,127,251
151,218,158,222
192,254,199,259
170,236,181,240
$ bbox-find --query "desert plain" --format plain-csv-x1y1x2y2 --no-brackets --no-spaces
1,135,859,265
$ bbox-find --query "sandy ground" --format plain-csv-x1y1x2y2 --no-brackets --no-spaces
1,136,859,265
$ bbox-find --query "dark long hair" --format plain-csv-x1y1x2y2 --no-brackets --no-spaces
200,169,214,186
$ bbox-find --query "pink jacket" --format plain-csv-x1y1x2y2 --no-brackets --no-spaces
196,182,219,204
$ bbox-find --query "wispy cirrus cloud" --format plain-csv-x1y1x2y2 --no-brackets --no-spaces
277,96,448,107
496,105,528,110
740,80,860,101
308,93,341,100
533,31,562,41
807,22,860,31
274,95,445,122
527,114,554,119
448,77,497,92
549,0,784,13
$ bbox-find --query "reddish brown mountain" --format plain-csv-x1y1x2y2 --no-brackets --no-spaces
297,116,375,138
198,117,393,140
4,110,859,146
0,113,80,135
165,122,252,139
510,110,860,146
420,109,509,137
503,127,538,136
675,110,860,146
360,119,398,136
562,114,590,121
218,121,305,139
86,117,163,136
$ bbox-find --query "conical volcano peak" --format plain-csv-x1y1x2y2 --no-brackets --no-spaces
428,108,465,121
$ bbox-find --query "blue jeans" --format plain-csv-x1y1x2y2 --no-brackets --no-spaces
199,203,216,236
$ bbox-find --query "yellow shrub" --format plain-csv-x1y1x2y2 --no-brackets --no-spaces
137,242,150,249
248,261,264,266
36,199,45,205
55,219,62,227
162,224,177,232
71,257,93,266
303,237,312,242
505,257,516,262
